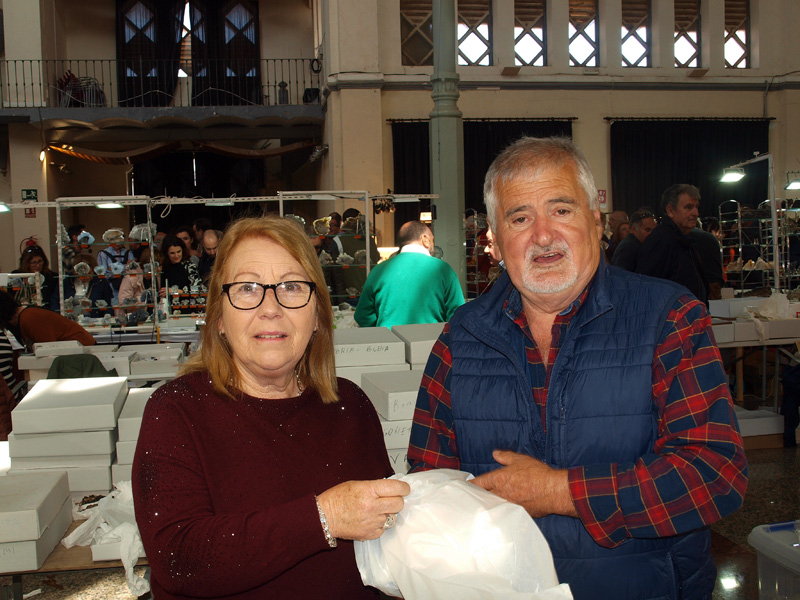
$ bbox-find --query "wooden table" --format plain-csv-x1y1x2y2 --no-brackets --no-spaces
2,522,147,600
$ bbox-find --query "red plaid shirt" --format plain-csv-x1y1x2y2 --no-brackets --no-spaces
408,283,748,548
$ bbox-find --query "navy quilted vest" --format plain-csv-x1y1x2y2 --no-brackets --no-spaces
448,264,715,600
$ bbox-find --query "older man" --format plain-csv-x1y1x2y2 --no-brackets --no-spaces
354,220,463,327
637,184,707,303
610,209,657,271
408,137,747,599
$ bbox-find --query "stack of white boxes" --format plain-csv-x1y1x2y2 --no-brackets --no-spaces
112,387,157,484
0,471,73,572
342,324,444,475
333,327,409,386
8,377,128,498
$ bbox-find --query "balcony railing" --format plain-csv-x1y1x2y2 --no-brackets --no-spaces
0,58,323,109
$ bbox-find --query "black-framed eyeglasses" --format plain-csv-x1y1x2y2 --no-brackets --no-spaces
221,281,316,310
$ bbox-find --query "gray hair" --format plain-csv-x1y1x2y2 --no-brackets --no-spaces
661,184,700,214
483,136,598,228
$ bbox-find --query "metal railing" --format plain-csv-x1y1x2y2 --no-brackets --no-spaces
0,58,323,109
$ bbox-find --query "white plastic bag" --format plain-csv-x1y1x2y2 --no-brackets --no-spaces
355,469,572,599
61,481,149,596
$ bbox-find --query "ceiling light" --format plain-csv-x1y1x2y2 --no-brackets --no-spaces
96,202,124,209
786,171,800,190
0,202,10,213
720,167,745,182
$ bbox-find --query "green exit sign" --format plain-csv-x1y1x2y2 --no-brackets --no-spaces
21,189,38,201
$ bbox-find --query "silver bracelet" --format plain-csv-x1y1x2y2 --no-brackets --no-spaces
315,496,337,548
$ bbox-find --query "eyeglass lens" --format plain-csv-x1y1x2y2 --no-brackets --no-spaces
226,281,313,309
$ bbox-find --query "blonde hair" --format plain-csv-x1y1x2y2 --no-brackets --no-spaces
180,215,338,403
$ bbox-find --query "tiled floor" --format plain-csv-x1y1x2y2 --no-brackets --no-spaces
2,446,797,599
711,445,800,600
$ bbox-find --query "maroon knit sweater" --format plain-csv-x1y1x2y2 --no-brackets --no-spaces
133,371,392,599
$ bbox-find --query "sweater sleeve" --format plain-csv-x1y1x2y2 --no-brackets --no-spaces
353,273,378,327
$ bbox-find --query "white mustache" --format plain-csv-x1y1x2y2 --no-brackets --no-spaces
526,242,570,262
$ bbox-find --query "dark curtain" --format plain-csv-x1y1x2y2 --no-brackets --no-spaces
116,0,183,107
610,119,771,219
391,121,431,229
191,0,262,106
131,152,266,232
463,120,573,215
390,119,573,232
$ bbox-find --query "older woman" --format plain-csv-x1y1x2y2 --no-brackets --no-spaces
133,216,409,599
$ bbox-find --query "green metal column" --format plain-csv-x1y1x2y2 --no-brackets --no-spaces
430,0,466,291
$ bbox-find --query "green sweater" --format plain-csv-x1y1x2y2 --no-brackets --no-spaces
354,250,464,328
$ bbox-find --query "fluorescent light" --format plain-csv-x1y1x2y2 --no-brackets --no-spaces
96,202,124,209
0,203,10,213
721,168,745,182
205,199,234,207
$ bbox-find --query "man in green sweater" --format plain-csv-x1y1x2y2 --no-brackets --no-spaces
354,220,465,328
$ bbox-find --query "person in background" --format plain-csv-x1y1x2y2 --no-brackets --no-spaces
62,224,90,274
176,225,200,262
198,229,222,282
0,289,95,349
610,209,657,272
117,247,155,317
354,220,464,328
54,253,115,319
408,136,747,600
97,228,134,270
133,215,409,599
192,217,214,254
604,210,629,261
322,212,346,299
12,245,58,308
159,234,202,314
692,217,725,300
637,184,708,304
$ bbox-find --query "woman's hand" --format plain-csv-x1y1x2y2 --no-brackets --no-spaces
316,479,411,541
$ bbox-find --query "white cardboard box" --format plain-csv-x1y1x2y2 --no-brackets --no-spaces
709,298,766,319
0,496,72,573
8,430,117,458
734,320,760,342
91,540,146,562
84,345,119,354
115,440,137,465
711,322,734,344
10,466,112,493
380,418,413,450
0,471,69,543
12,377,128,434
764,318,800,340
11,454,113,469
33,341,85,357
16,354,57,371
117,388,157,441
335,363,410,387
129,349,185,375
387,449,410,475
361,370,425,421
97,352,138,375
333,328,406,367
112,462,132,484
390,323,445,365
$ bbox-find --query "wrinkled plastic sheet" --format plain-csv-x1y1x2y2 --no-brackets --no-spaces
355,469,572,599
61,481,149,596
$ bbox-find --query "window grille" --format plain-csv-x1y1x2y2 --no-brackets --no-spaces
514,0,546,66
621,0,650,67
458,0,492,66
724,0,749,68
400,0,433,66
569,0,598,67
674,0,701,67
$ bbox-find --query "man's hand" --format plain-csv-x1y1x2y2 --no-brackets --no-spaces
472,450,578,518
